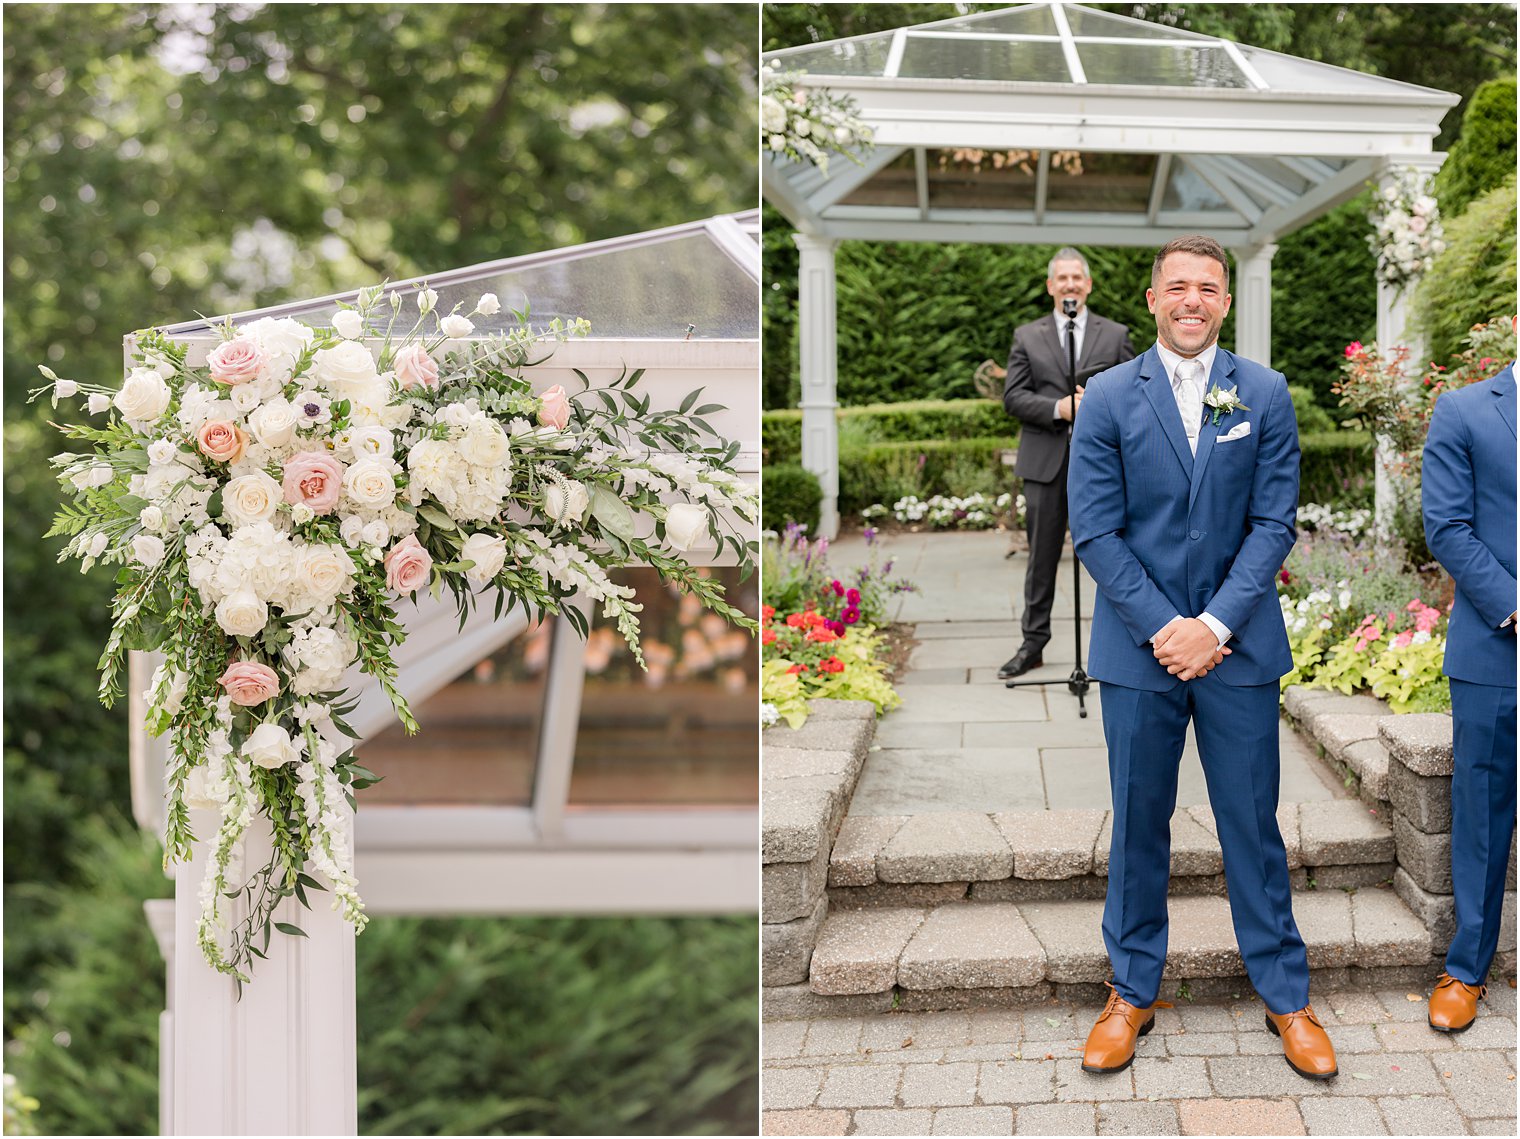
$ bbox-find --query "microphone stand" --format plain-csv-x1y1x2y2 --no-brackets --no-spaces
1006,298,1091,718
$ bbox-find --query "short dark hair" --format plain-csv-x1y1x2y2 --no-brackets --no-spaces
1150,235,1230,292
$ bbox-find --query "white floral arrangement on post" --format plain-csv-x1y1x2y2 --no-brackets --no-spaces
34,285,758,985
1367,167,1445,291
760,60,874,175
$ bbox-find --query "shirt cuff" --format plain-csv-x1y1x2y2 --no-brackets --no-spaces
1053,400,1064,423
1501,612,1516,629
1198,611,1232,647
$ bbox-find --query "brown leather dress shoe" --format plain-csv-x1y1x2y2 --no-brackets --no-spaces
1082,983,1172,1074
1428,973,1486,1032
1265,1006,1337,1080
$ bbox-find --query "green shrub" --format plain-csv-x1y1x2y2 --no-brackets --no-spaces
1411,174,1518,367
1433,77,1518,219
1288,385,1336,434
763,463,822,534
838,437,1013,514
763,399,1015,466
1299,431,1374,509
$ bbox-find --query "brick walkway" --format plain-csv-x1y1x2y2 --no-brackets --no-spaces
763,983,1518,1135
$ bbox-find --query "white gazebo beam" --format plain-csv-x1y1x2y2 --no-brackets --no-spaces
1146,153,1172,225
1213,155,1300,209
1183,156,1264,224
794,233,841,537
1234,241,1278,367
914,148,929,219
762,163,829,234
806,145,910,212
1034,148,1051,223
1244,155,1379,245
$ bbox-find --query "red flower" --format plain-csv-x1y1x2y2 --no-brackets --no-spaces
818,656,846,674
802,610,827,628
786,663,808,674
761,605,776,624
846,588,861,605
805,626,840,644
1279,569,1292,585
761,629,777,645
785,612,807,628
1344,341,1364,358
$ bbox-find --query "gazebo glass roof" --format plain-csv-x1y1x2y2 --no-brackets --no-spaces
163,210,760,341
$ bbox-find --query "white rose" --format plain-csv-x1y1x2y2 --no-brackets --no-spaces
296,543,353,599
339,515,366,547
457,420,510,468
542,479,590,525
243,316,313,381
229,384,262,415
440,402,474,429
440,314,474,338
346,425,393,459
215,590,268,637
343,458,397,509
245,723,300,769
222,471,283,527
131,534,165,567
665,503,709,551
115,368,171,425
247,399,300,447
83,462,115,489
459,532,507,587
417,287,438,315
292,502,314,525
309,340,379,396
332,309,364,339
361,518,390,546
474,293,501,317
147,439,178,466
139,505,165,531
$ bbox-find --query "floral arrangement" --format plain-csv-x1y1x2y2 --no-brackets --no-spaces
760,607,900,729
1367,166,1445,291
1296,502,1374,538
936,148,1083,177
861,492,1017,531
761,522,916,628
760,60,874,175
1280,594,1449,713
34,285,757,983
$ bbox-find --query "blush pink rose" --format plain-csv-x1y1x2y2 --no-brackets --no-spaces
538,385,571,430
394,344,440,390
197,419,250,464
207,336,267,385
384,534,433,593
217,660,281,706
282,451,345,515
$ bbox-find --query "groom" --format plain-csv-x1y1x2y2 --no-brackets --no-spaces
1067,235,1336,1080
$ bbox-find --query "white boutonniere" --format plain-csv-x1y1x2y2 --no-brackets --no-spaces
1202,384,1250,426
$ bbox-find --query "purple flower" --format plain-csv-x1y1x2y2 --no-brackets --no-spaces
863,526,878,545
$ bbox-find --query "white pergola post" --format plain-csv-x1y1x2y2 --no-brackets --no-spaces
169,811,357,1136
794,233,841,538
1235,242,1277,367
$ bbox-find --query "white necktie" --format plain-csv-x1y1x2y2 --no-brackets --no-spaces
1174,358,1204,454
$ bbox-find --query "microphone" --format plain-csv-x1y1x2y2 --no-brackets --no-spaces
1062,297,1078,319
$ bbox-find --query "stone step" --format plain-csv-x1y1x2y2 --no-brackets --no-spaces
829,801,1397,906
781,888,1453,1017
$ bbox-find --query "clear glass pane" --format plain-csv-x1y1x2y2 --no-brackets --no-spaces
898,36,1070,83
1162,160,1231,212
1078,43,1248,88
933,5,1058,36
568,567,758,808
1229,155,1311,197
1045,152,1156,213
838,149,919,208
770,34,895,78
1066,6,1212,41
358,622,552,807
1236,45,1416,95
926,148,1040,210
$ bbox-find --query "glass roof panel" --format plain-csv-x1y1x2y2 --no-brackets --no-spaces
1235,45,1425,95
1046,152,1156,213
164,218,759,341
1065,5,1214,41
1078,42,1248,87
838,149,919,208
933,5,1058,36
1163,161,1232,212
898,35,1070,82
926,148,1039,209
771,33,895,78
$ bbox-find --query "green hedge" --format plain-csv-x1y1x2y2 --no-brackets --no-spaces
763,398,1014,466
1299,430,1374,508
763,463,822,533
837,437,1014,514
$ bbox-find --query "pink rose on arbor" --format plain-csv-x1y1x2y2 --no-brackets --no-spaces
1344,341,1364,359
394,344,439,390
207,336,267,385
282,451,345,515
217,661,281,707
384,535,433,593
197,419,250,464
538,385,571,430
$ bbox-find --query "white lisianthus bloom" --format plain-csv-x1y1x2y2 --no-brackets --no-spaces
182,764,222,809
473,292,501,317
457,420,510,468
343,458,398,510
131,534,165,567
215,590,268,637
147,439,178,466
54,378,79,399
361,518,390,547
88,392,112,414
85,531,110,558
245,722,301,769
332,309,364,339
339,515,366,548
417,287,438,315
542,479,590,525
83,462,116,489
309,340,380,396
440,313,474,338
459,532,508,587
222,471,284,528
229,383,263,415
115,367,171,425
664,503,709,551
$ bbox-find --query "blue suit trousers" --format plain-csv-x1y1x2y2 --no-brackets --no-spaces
1445,678,1518,985
1100,675,1310,1015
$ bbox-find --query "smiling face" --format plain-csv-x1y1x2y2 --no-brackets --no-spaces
1046,258,1093,314
1146,251,1232,358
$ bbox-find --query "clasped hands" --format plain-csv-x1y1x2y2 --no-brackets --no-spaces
1152,617,1229,681
1057,385,1085,422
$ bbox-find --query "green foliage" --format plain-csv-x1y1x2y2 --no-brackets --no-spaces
1432,78,1518,218
763,398,1014,465
1410,174,1517,366
1287,385,1336,434
839,438,1012,515
761,625,901,726
763,463,822,534
1298,431,1374,509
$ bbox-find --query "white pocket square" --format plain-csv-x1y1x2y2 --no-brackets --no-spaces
1218,422,1252,443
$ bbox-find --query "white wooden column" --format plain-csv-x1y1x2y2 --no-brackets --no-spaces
794,233,841,538
1235,242,1277,367
171,811,357,1135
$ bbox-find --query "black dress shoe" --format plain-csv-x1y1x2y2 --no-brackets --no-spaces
997,647,1044,679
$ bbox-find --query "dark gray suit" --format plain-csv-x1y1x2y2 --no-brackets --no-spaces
1003,311,1136,653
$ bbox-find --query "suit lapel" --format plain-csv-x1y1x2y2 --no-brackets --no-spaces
1077,316,1099,371
1040,315,1066,378
1187,350,1235,513
1494,365,1516,439
1139,348,1194,477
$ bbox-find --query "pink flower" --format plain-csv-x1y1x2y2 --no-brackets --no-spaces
538,385,571,430
281,451,345,515
831,580,845,597
846,588,861,605
1392,630,1415,649
1345,342,1364,358
393,344,439,390
842,606,861,624
384,534,433,593
197,419,249,464
208,336,266,386
217,660,281,706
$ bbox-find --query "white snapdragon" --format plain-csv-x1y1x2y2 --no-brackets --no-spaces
417,287,438,315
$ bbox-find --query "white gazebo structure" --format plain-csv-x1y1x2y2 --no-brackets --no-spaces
763,2,1459,535
127,210,761,1134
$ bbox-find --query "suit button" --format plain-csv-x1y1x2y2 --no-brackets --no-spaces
1189,529,1201,540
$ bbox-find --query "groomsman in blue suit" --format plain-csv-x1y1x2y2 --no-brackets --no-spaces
1067,235,1336,1080
1421,358,1517,1032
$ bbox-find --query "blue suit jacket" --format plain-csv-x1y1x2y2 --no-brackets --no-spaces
1068,345,1299,692
1421,365,1517,687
